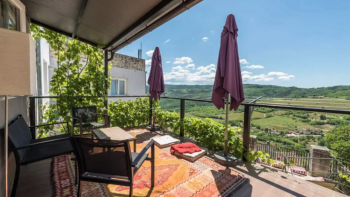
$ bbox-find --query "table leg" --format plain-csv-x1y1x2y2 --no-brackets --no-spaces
134,139,136,152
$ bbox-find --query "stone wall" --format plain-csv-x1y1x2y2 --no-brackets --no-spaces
50,49,145,72
250,135,257,151
111,53,145,71
309,145,331,177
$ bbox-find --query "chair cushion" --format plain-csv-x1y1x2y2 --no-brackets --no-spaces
131,152,149,173
21,138,73,164
153,135,180,148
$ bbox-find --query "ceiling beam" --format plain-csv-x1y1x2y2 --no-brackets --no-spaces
111,0,202,52
103,0,174,50
30,19,98,47
72,0,89,39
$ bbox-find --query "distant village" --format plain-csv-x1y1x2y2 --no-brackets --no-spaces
251,127,323,137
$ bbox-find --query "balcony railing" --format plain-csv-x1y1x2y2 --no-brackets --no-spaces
25,95,350,195
255,143,311,170
28,95,350,165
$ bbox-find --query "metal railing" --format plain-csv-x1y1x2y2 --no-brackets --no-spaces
29,95,350,160
255,144,311,170
283,156,350,194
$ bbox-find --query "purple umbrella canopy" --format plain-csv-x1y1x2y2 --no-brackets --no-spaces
147,47,165,100
212,14,245,111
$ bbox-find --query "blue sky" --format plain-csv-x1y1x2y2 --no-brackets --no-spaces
118,0,350,88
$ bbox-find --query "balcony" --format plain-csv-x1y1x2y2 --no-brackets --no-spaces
1,1,349,197
10,95,348,197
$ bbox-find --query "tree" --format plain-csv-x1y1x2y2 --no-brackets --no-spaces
31,24,111,136
317,138,326,146
320,114,327,120
325,125,350,162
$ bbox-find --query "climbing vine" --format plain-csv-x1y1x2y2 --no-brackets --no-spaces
31,24,111,136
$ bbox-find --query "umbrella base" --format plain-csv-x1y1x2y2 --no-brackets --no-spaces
214,151,238,167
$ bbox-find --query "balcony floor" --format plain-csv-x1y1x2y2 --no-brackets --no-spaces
15,128,348,197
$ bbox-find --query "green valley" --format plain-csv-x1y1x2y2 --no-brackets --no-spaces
152,84,350,150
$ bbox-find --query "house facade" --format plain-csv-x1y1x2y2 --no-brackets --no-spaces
109,53,146,102
36,40,146,121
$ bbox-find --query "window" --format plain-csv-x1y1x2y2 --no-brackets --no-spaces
0,0,20,31
111,79,126,95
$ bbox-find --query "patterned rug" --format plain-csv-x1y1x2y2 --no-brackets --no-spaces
51,130,248,197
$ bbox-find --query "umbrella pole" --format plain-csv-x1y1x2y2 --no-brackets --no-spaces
4,95,9,197
214,93,237,166
224,94,229,157
153,99,156,127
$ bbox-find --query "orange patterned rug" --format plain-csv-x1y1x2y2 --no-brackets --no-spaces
51,130,248,197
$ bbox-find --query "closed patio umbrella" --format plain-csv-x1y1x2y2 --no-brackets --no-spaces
147,47,164,130
212,14,245,163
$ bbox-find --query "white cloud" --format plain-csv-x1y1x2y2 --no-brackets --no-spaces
202,37,209,42
241,70,294,82
185,64,195,69
164,66,190,81
188,72,215,83
241,71,252,75
164,39,171,43
145,59,152,66
267,72,295,80
245,65,264,69
197,64,216,74
242,74,252,80
165,61,171,64
164,64,216,85
239,59,249,64
172,66,183,70
250,74,274,81
241,71,252,80
173,57,193,64
278,75,295,80
145,50,154,57
268,72,288,76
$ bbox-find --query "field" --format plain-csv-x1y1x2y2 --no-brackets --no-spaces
167,97,350,133
157,85,350,149
257,97,350,110
218,111,265,121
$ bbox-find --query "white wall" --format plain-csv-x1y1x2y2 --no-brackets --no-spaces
37,39,51,123
40,39,50,96
109,67,146,103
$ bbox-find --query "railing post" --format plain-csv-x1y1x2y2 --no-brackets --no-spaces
243,105,251,160
29,97,36,138
180,99,185,137
104,50,109,114
149,98,153,125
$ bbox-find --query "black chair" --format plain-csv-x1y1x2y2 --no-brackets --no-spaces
71,137,155,197
72,106,110,136
5,115,73,197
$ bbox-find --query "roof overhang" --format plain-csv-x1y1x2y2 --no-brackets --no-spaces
22,0,203,51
